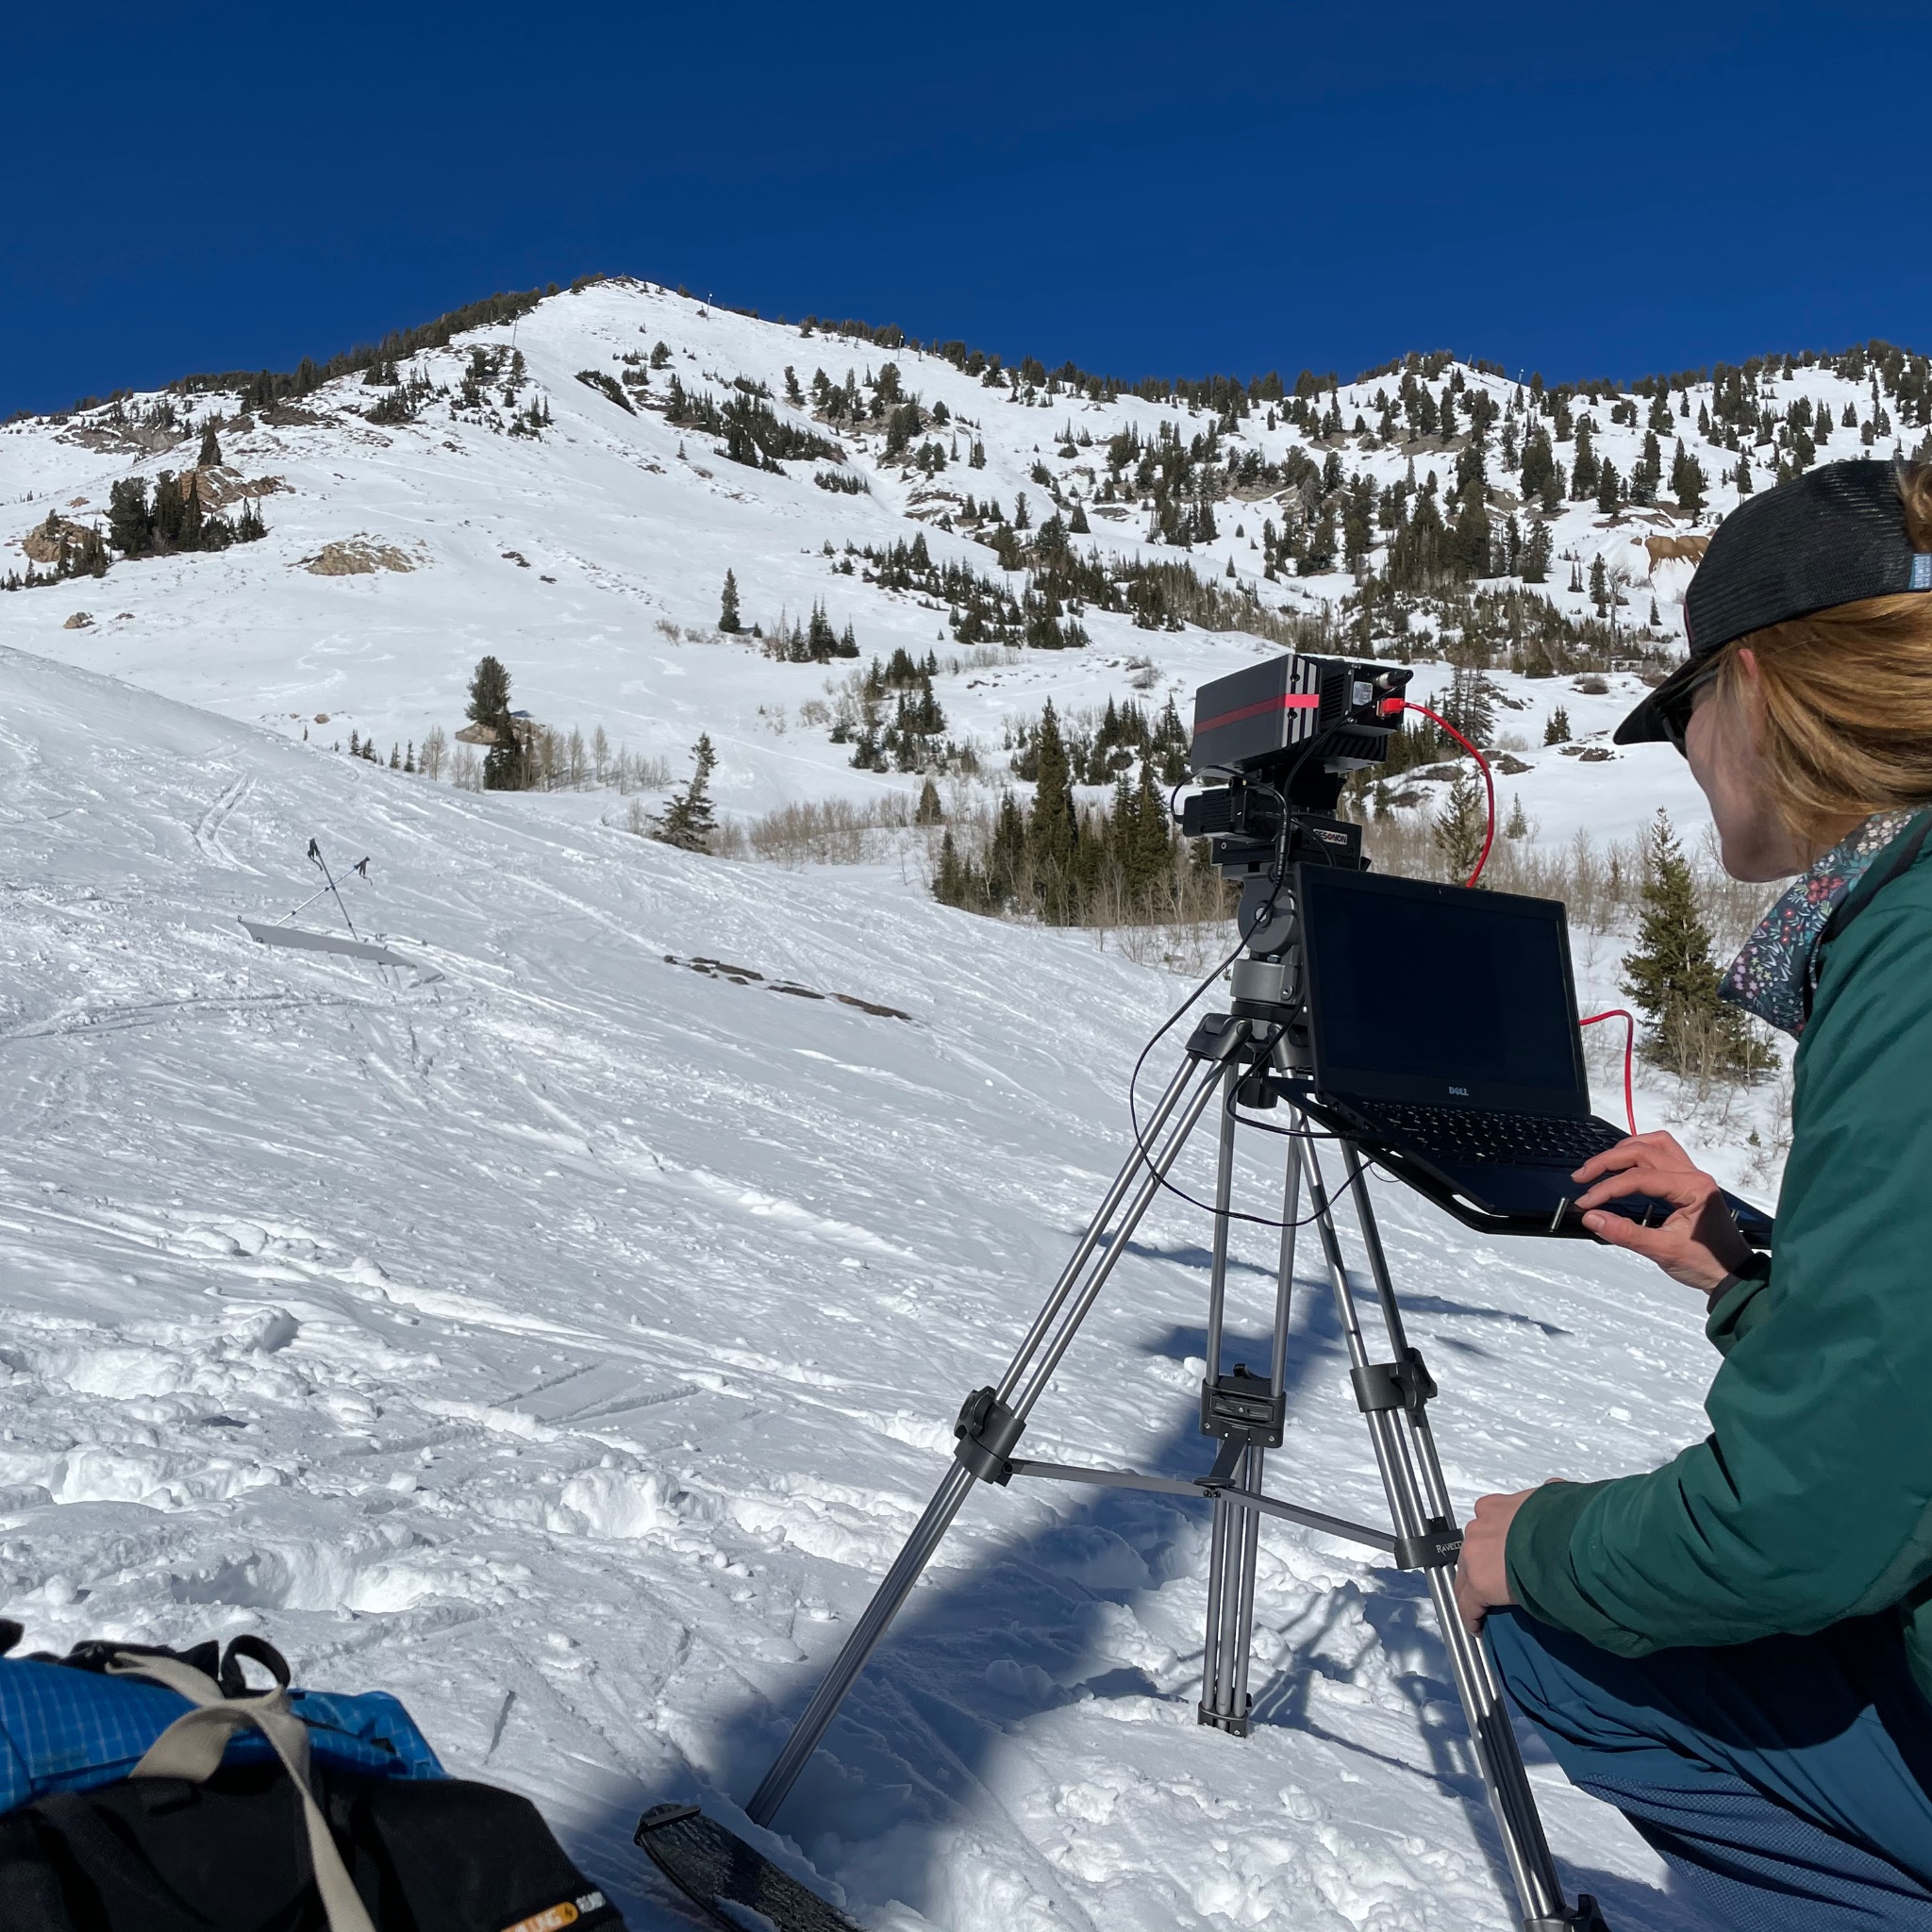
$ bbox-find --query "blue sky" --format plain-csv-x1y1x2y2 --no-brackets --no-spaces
5,1,1926,416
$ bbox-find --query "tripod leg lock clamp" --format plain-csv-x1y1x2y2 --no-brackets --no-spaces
1524,1898,1610,1932
1183,1014,1252,1063
954,1387,1025,1486
1350,1347,1438,1415
1391,1517,1464,1571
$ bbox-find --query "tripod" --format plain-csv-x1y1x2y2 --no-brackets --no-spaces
742,966,1607,1931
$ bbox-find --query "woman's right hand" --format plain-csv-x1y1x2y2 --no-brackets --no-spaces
1570,1131,1755,1294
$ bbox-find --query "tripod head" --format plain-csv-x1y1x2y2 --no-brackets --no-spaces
1178,652,1411,966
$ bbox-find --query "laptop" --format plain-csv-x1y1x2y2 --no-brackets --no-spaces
1288,863,1774,1247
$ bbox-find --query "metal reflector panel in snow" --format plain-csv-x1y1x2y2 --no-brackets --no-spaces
238,920,419,969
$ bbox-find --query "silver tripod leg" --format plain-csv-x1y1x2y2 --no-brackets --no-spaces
744,1045,1235,1827
1199,1106,1301,1733
1298,1130,1577,1930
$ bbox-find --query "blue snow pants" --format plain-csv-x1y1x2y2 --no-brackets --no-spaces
1488,1607,1932,1928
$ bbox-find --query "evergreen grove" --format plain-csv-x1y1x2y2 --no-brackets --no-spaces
934,701,1224,927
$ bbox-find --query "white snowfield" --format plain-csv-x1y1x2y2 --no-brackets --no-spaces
0,275,1818,847
1,641,1721,1929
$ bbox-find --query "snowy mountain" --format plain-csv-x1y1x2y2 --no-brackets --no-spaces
0,278,1865,1928
7,273,1880,841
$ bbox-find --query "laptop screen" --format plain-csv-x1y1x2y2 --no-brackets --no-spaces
1295,865,1589,1114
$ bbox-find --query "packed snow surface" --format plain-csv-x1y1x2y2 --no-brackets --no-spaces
1,641,1723,1928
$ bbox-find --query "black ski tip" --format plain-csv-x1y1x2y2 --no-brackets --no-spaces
635,1804,862,1932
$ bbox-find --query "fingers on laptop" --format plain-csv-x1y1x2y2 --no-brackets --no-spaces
1571,1130,1699,1185
1572,1162,1713,1216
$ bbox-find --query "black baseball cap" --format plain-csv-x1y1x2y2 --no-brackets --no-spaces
1615,459,1932,745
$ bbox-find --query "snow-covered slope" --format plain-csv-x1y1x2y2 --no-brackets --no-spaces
0,275,1797,841
1,639,1724,1929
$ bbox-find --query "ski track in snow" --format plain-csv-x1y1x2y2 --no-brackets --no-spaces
0,642,1728,1929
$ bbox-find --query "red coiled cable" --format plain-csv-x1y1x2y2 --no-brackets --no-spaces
1396,700,1495,887
1580,1008,1638,1136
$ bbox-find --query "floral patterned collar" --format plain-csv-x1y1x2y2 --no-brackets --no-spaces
1719,810,1922,1038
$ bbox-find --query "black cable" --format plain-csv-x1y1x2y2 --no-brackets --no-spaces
1213,1088,1367,1231
1122,786,1329,1230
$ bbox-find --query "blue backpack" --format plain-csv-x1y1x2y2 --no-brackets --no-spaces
0,1630,445,1812
0,1624,627,1932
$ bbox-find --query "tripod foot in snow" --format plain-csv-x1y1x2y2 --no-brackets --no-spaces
635,1805,861,1932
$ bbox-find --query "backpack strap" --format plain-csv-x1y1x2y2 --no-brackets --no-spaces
106,1653,376,1932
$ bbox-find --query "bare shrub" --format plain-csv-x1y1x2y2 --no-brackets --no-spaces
743,795,915,866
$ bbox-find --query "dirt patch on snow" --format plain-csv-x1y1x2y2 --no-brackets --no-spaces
300,538,417,577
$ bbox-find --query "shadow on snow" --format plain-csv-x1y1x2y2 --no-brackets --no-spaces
569,1257,1689,1932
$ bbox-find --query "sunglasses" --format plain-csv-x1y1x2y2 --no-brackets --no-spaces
1657,664,1721,756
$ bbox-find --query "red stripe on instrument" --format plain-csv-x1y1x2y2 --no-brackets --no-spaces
1192,692,1321,736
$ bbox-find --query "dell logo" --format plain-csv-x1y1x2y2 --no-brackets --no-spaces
1448,1085,1469,1096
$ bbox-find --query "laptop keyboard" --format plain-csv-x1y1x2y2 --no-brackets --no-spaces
1362,1102,1624,1169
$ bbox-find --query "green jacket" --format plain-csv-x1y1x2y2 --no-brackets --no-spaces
1507,814,1932,1698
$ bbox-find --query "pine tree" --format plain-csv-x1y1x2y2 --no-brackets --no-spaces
1521,518,1553,583
1028,701,1077,908
1544,705,1572,744
198,422,223,467
1589,555,1609,613
467,655,521,791
1505,793,1530,839
656,735,719,851
467,655,511,727
915,776,943,824
1672,441,1707,519
1448,492,1491,579
1570,420,1600,501
1432,768,1488,884
719,569,742,634
108,477,151,555
935,829,971,906
1622,810,1770,1076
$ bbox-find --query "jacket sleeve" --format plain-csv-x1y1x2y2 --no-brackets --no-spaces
1506,873,1932,1654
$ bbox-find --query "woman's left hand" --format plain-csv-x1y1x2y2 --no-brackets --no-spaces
1455,1488,1535,1632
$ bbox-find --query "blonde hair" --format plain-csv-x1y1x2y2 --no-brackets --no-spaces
1711,461,1932,838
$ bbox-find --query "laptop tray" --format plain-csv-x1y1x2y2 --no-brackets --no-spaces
1291,1090,1774,1250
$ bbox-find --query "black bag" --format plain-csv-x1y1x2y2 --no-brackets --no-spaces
0,1631,625,1932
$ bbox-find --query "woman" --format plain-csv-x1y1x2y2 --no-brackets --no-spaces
1455,458,1932,1928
